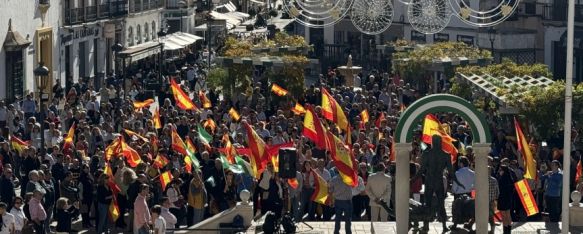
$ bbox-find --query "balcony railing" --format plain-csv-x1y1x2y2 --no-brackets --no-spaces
98,4,110,19
132,0,142,12
64,8,85,25
110,0,128,17
542,3,583,22
86,5,97,21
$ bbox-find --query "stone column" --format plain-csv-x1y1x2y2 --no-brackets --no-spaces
473,143,490,234
395,143,410,234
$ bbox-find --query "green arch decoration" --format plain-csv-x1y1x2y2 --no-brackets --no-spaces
395,94,492,144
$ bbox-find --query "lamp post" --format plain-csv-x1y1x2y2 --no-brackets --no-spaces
207,0,221,68
488,27,495,61
33,62,49,154
111,43,124,97
178,0,187,33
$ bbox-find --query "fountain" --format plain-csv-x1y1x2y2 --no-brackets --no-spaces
337,54,362,87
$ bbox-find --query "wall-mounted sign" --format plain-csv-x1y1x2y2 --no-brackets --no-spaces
457,35,474,45
411,30,426,43
73,27,100,40
434,33,449,42
104,23,115,38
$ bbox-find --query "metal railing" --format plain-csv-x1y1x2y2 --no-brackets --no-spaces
132,0,142,13
98,4,110,18
541,3,583,22
64,7,85,25
86,5,97,21
110,0,128,17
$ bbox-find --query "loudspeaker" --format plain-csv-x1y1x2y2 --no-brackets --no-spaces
278,147,297,179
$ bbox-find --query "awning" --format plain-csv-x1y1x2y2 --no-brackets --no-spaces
163,40,183,51
226,12,250,20
119,41,163,61
216,2,237,12
210,11,242,27
249,0,265,5
3,20,31,51
177,32,203,41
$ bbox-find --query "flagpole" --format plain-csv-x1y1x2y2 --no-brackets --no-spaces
562,0,575,232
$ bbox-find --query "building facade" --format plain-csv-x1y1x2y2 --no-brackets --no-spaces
0,0,61,102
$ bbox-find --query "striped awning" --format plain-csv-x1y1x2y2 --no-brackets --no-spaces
216,56,319,67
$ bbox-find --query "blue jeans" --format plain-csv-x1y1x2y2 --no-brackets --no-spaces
301,188,315,220
44,205,54,232
290,196,302,221
193,208,204,225
334,200,352,234
97,203,109,234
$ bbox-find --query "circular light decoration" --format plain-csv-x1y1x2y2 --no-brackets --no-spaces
407,0,451,34
283,0,354,28
450,0,520,27
351,0,393,35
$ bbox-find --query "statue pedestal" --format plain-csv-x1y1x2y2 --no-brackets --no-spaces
570,204,583,227
337,66,362,87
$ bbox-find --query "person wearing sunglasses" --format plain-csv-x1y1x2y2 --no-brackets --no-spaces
10,197,26,234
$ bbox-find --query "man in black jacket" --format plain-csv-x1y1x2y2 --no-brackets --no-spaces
0,168,16,210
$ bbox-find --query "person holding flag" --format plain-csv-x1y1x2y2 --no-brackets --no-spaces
329,171,354,234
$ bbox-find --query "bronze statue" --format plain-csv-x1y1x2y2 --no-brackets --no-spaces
415,134,463,232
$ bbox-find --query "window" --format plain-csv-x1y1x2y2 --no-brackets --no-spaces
137,24,142,44
145,23,150,41
5,50,24,102
128,26,134,46
152,21,156,39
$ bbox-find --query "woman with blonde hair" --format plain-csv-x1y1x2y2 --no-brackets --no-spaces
54,197,79,233
96,173,113,234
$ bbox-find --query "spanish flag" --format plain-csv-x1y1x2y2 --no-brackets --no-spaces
171,128,188,156
288,178,299,189
360,110,370,123
229,107,241,122
271,84,288,96
104,137,122,162
153,107,162,129
185,137,200,169
303,105,328,149
104,162,114,179
121,137,142,168
133,99,155,109
63,122,76,153
223,134,236,164
514,179,539,216
576,160,582,184
422,114,458,164
292,103,306,115
184,155,193,173
170,78,198,111
153,154,169,169
311,169,330,205
375,112,385,128
198,91,212,109
160,171,173,191
326,131,358,187
108,199,120,222
243,122,269,178
321,88,349,132
185,136,197,154
203,118,217,133
124,129,149,142
514,118,537,180
10,135,29,153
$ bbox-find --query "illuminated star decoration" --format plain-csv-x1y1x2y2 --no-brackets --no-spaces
501,5,512,16
460,7,470,19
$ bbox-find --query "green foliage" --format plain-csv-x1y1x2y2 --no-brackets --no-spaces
207,66,252,99
255,32,310,49
389,39,416,47
207,67,229,91
456,58,552,79
449,81,472,100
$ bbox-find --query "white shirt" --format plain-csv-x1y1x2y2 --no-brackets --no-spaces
0,212,15,234
154,216,166,234
10,207,25,231
351,176,365,196
166,187,180,206
366,172,392,207
161,207,177,231
452,167,475,194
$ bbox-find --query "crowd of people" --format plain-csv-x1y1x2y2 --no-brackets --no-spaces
0,59,580,234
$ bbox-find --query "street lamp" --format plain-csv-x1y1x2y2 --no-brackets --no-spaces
111,43,124,97
207,0,221,68
488,27,495,61
179,0,187,33
33,62,49,154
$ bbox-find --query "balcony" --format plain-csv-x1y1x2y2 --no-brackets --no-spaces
131,0,142,13
110,0,129,17
542,3,583,22
98,4,110,19
130,0,162,13
86,5,97,21
64,8,85,25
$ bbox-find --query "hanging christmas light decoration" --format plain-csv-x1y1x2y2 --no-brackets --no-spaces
450,0,521,27
351,0,393,35
407,0,451,34
282,0,354,28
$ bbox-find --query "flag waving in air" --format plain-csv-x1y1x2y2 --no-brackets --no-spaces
326,131,358,187
63,122,76,154
160,171,173,191
422,114,458,164
243,122,270,178
292,103,306,115
228,107,241,121
514,179,539,216
171,127,188,156
197,124,213,150
514,118,537,180
303,105,329,149
120,137,142,168
170,78,198,111
10,135,29,154
133,99,155,109
198,91,212,109
153,107,162,129
311,169,331,205
375,112,386,128
271,84,288,96
321,88,349,132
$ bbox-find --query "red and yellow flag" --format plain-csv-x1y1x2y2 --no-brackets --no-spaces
375,112,386,128
203,118,217,133
104,137,122,162
321,88,349,132
288,178,299,189
198,91,212,109
160,170,173,191
303,105,328,149
311,169,330,205
228,107,241,122
184,155,193,173
121,137,142,168
243,122,269,178
422,114,458,164
576,160,582,184
108,199,120,222
514,179,539,216
223,134,236,164
153,107,162,129
514,118,537,180
170,128,187,156
360,110,370,123
153,154,169,169
170,78,198,111
63,122,76,153
10,135,29,153
185,136,197,154
124,129,149,142
292,103,306,115
327,131,358,187
133,99,155,109
271,84,288,96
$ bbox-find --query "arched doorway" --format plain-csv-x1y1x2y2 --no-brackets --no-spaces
394,94,492,234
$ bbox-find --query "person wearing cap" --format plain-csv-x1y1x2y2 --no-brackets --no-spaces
542,160,563,222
